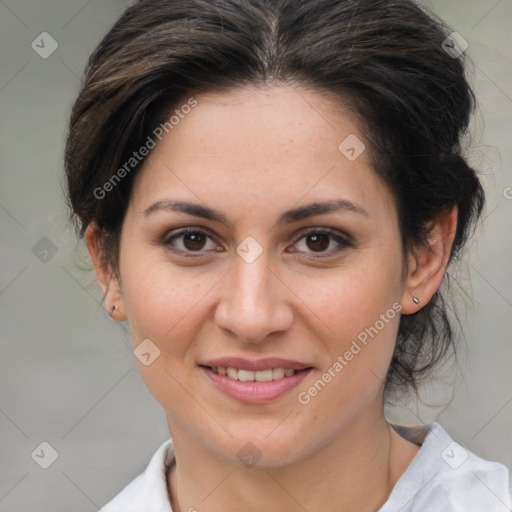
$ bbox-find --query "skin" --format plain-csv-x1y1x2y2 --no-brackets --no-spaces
86,84,457,512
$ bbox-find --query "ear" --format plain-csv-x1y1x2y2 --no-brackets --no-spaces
401,206,458,314
85,223,127,321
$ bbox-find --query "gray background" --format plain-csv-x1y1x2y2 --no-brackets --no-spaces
0,1,511,510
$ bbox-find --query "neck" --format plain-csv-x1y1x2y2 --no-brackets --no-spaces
167,406,419,512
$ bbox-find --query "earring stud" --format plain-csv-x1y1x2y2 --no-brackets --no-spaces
413,297,420,305
109,305,119,317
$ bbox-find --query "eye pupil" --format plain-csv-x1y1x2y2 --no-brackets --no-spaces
307,234,329,252
184,232,206,250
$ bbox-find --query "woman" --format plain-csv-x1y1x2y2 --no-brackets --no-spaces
64,0,511,510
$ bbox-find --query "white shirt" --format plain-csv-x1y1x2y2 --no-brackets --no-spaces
99,422,512,511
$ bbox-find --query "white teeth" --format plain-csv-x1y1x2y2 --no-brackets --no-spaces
272,367,284,379
227,367,238,379
255,369,273,382
212,366,297,381
238,369,255,381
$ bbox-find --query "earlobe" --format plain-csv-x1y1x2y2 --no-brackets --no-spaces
84,223,127,321
109,304,120,317
401,207,458,314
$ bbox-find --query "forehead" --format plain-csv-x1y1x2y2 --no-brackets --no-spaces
161,85,360,162
128,85,396,224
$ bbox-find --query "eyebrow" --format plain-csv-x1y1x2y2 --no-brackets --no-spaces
142,198,368,226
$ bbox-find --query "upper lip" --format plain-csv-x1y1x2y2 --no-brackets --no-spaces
200,357,312,372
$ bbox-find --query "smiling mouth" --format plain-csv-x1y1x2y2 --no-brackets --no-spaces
201,365,311,382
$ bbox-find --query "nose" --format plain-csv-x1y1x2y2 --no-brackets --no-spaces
214,248,294,344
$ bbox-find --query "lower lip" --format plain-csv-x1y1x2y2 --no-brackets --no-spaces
200,366,313,404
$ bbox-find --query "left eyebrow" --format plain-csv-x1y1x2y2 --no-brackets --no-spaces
278,199,368,223
142,198,368,226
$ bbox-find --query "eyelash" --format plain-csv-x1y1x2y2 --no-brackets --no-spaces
162,227,352,258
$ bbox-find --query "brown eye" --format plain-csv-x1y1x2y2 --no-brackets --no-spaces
163,228,218,254
305,233,330,252
182,232,207,250
292,229,352,257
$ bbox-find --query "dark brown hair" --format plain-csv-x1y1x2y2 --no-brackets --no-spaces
64,0,485,396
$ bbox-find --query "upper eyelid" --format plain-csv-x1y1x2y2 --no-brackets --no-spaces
294,226,350,240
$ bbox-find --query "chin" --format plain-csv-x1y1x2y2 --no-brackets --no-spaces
202,423,314,469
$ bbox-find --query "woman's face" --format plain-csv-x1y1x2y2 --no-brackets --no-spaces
116,85,409,466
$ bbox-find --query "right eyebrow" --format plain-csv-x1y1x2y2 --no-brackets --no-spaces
143,199,230,226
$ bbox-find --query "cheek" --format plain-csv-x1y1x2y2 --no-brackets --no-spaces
289,255,402,406
119,256,218,412
291,256,401,344
122,258,216,348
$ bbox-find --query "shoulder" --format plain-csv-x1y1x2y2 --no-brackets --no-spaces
99,439,175,512
381,422,512,512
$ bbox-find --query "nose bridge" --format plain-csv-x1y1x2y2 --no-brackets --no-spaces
234,253,272,306
215,246,292,341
